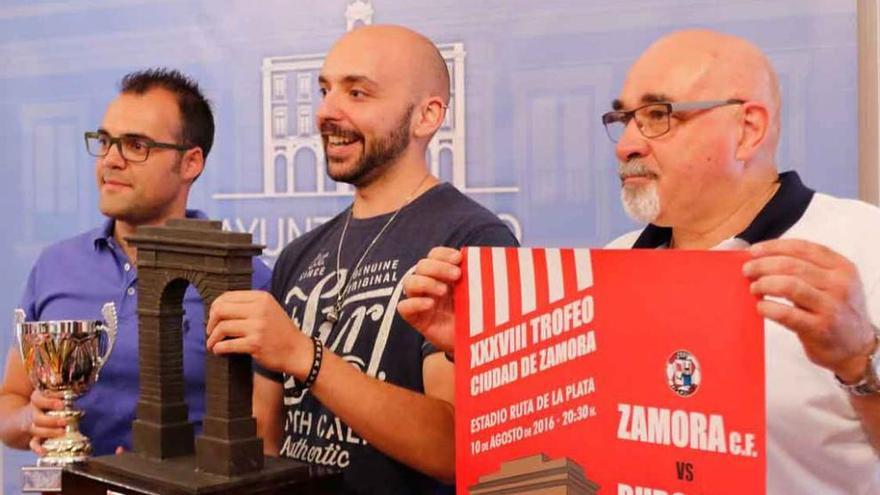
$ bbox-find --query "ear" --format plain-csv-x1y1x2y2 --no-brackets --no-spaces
734,102,770,162
412,96,447,139
179,147,205,183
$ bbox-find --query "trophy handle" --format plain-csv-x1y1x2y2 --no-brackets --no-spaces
13,309,26,362
97,302,118,371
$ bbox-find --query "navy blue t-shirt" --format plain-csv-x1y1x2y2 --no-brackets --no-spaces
258,183,518,494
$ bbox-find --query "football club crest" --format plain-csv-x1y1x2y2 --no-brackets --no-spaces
666,350,701,397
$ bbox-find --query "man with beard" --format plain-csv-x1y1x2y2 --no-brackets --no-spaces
400,30,880,493
206,25,517,494
605,31,880,493
0,69,271,457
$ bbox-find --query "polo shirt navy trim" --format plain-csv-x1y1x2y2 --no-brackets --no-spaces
631,171,815,248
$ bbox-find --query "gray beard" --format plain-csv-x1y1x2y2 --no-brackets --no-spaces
620,182,660,224
618,160,660,223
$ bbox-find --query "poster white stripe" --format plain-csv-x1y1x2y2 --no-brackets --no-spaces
467,247,484,337
491,247,509,325
545,248,564,303
518,248,536,315
574,248,594,290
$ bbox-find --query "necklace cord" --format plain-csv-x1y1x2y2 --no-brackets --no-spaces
327,172,432,323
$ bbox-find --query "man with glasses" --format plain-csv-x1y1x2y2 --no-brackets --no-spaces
401,29,880,493
0,68,271,458
603,31,880,494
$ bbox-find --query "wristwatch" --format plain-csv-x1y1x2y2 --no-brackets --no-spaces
835,334,880,396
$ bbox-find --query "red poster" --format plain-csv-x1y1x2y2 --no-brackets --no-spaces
454,248,765,495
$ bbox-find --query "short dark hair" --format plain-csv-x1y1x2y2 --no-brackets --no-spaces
119,68,215,159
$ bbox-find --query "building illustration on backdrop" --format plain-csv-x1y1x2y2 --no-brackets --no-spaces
213,0,516,200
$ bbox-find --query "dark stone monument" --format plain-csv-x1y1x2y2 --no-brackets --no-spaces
60,219,339,494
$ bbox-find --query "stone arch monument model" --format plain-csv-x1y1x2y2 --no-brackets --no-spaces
129,218,262,474
63,219,337,494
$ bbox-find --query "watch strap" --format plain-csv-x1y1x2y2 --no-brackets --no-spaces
835,334,880,396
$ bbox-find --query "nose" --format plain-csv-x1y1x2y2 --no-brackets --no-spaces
316,89,342,126
615,119,650,163
100,140,127,169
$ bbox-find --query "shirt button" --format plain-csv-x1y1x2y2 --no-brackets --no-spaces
124,263,131,272
127,287,135,296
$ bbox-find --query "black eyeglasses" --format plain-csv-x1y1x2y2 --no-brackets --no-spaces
84,131,191,163
601,99,745,143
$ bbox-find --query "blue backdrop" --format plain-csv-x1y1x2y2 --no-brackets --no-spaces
0,0,858,492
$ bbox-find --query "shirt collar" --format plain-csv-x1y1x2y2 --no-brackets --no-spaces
91,209,208,251
631,171,815,248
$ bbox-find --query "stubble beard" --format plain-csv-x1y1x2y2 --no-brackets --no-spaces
323,104,414,187
98,154,185,225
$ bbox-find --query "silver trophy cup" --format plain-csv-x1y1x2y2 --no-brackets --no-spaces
14,303,117,468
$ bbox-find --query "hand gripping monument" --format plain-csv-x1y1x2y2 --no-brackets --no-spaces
62,218,336,494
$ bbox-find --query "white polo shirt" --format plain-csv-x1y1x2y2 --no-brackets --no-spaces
607,171,880,494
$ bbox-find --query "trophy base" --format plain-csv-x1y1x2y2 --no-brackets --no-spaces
39,435,91,466
21,465,62,493
38,453,90,467
38,409,91,465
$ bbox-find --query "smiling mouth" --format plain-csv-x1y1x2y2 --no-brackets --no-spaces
324,135,359,146
320,121,362,147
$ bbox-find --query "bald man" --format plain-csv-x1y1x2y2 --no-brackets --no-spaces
604,30,880,493
400,30,880,493
206,25,516,493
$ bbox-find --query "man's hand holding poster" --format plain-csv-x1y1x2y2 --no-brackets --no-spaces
454,248,765,495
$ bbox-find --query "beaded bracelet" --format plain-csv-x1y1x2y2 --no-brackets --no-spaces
294,335,324,393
